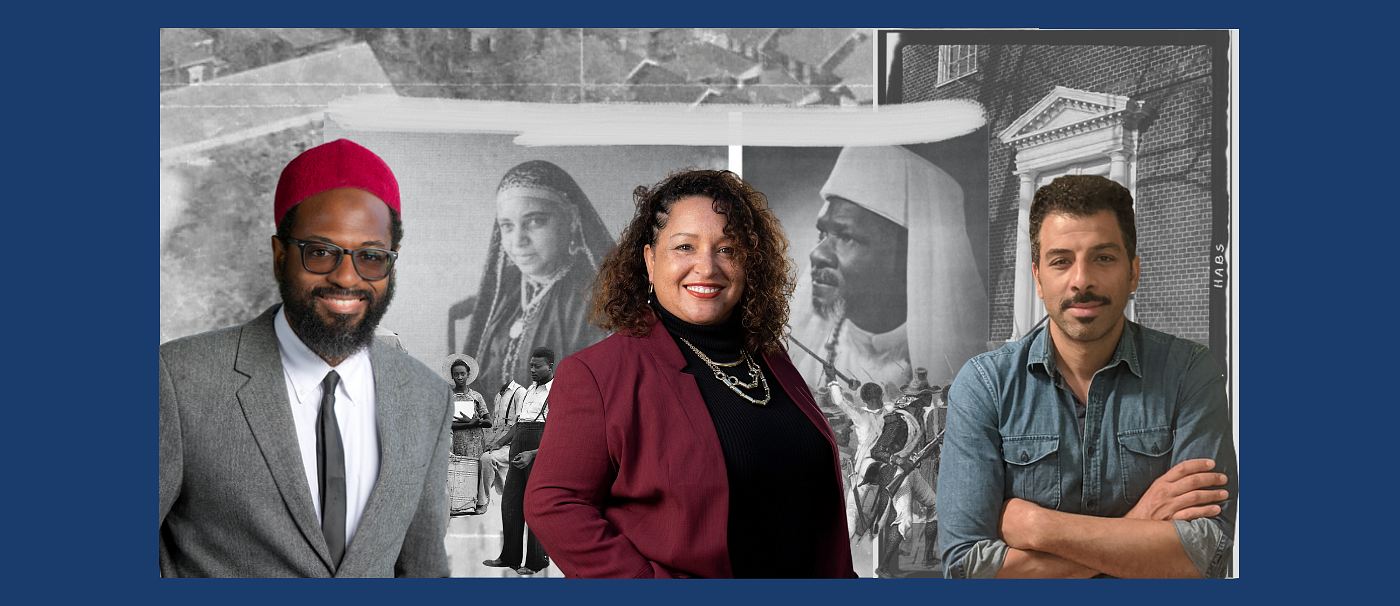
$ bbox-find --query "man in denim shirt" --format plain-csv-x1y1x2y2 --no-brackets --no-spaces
937,175,1237,578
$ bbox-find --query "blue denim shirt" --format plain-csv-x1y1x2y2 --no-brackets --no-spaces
936,321,1237,578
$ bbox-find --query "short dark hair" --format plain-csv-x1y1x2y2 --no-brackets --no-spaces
1029,175,1136,266
451,359,469,372
276,201,404,250
859,382,883,405
530,346,556,366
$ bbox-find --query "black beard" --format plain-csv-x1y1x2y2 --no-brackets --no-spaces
279,274,395,363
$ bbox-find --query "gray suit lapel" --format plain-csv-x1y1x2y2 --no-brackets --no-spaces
233,305,335,573
339,338,413,575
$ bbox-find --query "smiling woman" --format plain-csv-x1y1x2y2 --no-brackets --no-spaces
524,169,855,579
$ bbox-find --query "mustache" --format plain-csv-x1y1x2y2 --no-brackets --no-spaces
1060,290,1111,311
811,267,842,286
311,287,376,311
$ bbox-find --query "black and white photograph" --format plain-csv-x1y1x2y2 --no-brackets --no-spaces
745,133,989,578
879,29,1231,376
875,29,1237,579
161,28,873,346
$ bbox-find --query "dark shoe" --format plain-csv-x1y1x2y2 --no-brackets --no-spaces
483,558,514,568
516,567,537,575
468,502,489,515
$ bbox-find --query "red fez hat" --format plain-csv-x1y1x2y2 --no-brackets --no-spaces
273,139,400,225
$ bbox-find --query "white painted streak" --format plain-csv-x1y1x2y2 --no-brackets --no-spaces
326,95,985,147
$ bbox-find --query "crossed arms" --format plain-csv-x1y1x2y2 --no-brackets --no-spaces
994,458,1229,578
938,351,1237,579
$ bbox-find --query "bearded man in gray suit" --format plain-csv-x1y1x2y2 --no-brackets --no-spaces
158,139,453,577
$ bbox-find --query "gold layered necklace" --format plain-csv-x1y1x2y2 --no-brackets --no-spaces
678,337,771,406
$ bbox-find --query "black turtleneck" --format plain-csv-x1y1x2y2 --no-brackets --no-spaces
654,302,838,578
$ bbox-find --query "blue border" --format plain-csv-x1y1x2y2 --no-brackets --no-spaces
41,5,1318,604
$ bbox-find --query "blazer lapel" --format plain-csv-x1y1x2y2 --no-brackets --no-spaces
233,305,334,572
338,338,411,575
639,316,727,461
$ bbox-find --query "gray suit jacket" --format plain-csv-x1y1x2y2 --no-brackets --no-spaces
158,305,453,577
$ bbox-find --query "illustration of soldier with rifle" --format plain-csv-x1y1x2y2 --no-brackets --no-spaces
857,391,944,577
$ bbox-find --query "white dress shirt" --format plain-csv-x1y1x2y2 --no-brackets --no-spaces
517,379,552,422
274,308,381,547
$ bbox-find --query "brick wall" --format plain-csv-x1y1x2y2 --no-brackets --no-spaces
902,44,1217,345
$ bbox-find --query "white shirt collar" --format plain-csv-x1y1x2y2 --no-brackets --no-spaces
273,306,372,406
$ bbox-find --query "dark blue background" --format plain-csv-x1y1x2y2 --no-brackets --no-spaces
15,5,1359,604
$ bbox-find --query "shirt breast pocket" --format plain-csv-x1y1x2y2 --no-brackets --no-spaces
1002,435,1060,509
1117,427,1173,506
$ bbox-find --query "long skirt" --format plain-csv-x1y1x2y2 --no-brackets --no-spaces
448,428,485,515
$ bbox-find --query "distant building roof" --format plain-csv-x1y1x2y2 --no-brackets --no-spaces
747,68,810,105
772,28,857,67
830,34,874,103
160,28,218,71
695,88,749,106
711,28,775,47
160,42,393,153
662,40,759,81
626,59,687,85
266,28,347,51
585,42,644,84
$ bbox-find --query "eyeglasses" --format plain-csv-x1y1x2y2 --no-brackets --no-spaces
282,237,398,281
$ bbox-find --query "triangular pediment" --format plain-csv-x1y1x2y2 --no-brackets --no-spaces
998,86,1130,145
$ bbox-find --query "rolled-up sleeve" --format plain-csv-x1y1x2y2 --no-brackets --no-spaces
1169,345,1238,579
937,359,1011,579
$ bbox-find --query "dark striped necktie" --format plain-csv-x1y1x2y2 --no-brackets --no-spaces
317,370,347,569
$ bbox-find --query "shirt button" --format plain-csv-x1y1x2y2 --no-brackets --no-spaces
1020,452,1029,462
1087,445,1095,456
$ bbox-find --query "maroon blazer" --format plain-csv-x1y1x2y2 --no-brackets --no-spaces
524,315,856,579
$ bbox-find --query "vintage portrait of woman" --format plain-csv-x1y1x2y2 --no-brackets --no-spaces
457,160,615,391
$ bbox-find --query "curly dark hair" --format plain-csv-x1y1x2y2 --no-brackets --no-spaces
1029,174,1136,266
590,169,796,353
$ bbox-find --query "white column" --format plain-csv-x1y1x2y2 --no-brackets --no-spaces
1108,150,1135,320
1108,150,1130,187
1011,170,1039,340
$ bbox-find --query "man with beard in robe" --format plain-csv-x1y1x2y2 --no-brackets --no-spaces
158,139,453,577
791,146,988,405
